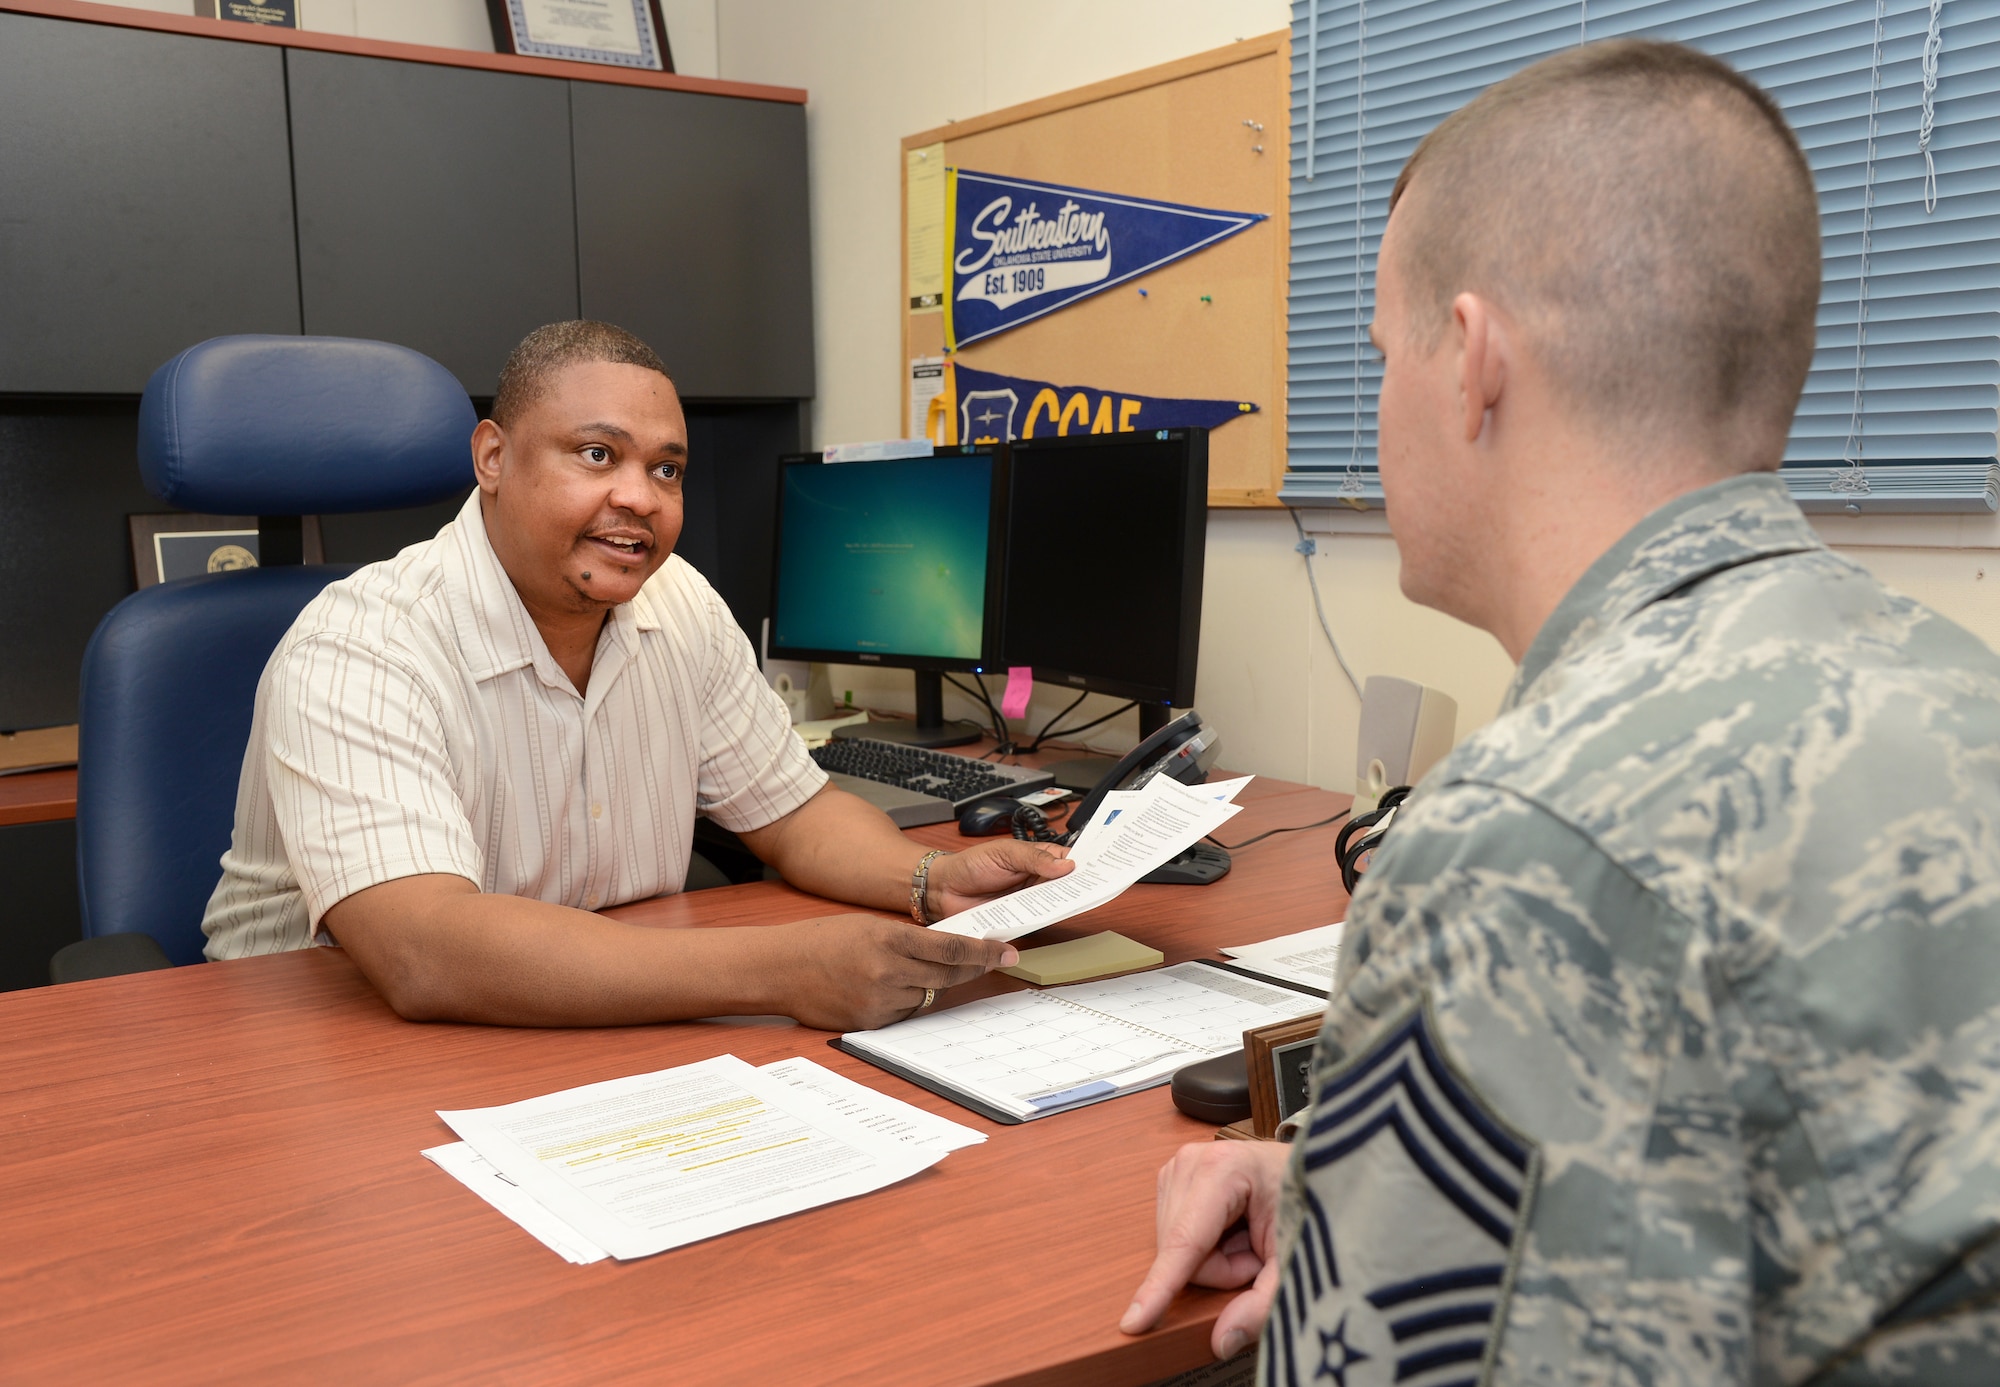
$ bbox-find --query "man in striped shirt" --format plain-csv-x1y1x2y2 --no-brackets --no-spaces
202,320,1069,1031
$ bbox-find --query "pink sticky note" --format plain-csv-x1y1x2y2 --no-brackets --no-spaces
1002,666,1034,720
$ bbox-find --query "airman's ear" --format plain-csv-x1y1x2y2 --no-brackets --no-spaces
1453,292,1506,444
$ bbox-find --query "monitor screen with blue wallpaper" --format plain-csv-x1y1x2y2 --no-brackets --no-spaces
770,451,997,666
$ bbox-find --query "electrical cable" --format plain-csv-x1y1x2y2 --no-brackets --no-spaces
1027,700,1140,753
968,674,1010,745
944,673,1010,749
1023,689,1088,750
1206,806,1350,852
1288,506,1364,700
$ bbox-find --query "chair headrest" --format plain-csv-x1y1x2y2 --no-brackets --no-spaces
138,335,478,515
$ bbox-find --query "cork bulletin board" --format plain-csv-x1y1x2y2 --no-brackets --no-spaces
900,33,1291,508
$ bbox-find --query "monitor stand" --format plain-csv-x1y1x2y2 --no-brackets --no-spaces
828,671,982,750
1045,701,1173,793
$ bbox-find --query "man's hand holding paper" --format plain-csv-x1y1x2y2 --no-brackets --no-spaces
933,776,1246,944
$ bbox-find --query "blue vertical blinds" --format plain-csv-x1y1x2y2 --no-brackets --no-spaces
1282,0,2000,513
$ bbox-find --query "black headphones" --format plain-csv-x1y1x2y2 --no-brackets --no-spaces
1334,786,1411,895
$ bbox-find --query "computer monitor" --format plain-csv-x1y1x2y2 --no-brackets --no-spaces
768,446,1004,747
999,428,1207,783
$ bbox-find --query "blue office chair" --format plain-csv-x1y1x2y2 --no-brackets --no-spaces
54,335,476,981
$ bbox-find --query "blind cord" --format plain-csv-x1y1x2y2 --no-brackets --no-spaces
1289,507,1365,700
1305,0,1319,181
1342,0,1370,502
1920,0,1944,213
1833,0,1888,504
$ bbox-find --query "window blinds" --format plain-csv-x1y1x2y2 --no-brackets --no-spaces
1282,0,2000,513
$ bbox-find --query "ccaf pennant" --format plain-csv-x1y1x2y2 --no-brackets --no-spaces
942,363,1255,446
945,169,1264,349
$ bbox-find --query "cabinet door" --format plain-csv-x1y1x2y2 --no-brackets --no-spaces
0,13,300,393
572,85,814,400
288,51,579,397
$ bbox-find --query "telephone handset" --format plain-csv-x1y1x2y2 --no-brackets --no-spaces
1058,710,1230,885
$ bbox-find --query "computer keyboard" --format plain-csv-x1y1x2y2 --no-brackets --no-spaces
811,736,1055,811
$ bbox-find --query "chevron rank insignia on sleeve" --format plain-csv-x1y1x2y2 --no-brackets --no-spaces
1262,1002,1541,1387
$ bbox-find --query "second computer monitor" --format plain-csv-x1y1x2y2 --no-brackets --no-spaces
1001,429,1207,718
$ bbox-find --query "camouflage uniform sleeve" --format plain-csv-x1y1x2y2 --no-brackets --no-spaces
1260,781,1752,1387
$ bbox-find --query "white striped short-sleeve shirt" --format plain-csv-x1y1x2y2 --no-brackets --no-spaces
201,491,826,960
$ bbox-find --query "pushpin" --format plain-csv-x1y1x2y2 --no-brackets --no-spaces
1137,287,1148,297
1200,294,1213,304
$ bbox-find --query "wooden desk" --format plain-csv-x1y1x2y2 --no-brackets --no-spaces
0,775,1350,1385
0,766,77,827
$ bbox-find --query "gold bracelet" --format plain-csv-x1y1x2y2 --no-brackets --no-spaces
910,849,947,926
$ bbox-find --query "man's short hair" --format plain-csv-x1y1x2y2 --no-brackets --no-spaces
490,320,674,428
1388,40,1821,465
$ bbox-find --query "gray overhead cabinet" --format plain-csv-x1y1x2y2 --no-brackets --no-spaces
0,12,301,393
0,10,815,403
286,52,581,398
573,84,815,399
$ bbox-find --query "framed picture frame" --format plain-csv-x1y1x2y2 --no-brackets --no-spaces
485,0,674,72
129,514,324,589
1244,1012,1325,1140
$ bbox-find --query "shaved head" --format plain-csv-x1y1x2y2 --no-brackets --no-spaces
1388,40,1821,469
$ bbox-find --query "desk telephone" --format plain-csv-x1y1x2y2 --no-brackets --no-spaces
1009,710,1230,885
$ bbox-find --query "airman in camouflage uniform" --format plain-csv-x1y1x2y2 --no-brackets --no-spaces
1262,471,2000,1385
1121,38,2000,1387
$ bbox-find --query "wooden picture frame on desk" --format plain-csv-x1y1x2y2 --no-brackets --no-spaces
1245,1011,1325,1139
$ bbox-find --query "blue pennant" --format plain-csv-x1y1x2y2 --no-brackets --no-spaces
948,363,1254,445
945,169,1263,349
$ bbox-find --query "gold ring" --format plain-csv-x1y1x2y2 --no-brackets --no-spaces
913,987,937,1017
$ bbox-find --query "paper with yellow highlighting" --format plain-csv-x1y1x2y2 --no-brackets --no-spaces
438,1054,941,1261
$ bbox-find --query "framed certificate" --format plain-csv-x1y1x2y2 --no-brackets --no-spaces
487,0,674,72
194,0,300,26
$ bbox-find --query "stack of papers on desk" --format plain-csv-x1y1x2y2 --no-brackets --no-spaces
839,960,1322,1123
423,1054,983,1263
1220,921,1346,994
933,775,1250,944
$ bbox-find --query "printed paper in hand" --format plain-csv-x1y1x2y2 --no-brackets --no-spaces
934,775,1244,943
1066,774,1252,864
1221,921,1346,993
424,1055,979,1262
436,1054,943,1261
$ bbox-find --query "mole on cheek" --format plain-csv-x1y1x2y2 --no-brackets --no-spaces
581,571,592,581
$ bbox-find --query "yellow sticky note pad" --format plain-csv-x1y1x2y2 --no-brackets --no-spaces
1001,932,1164,986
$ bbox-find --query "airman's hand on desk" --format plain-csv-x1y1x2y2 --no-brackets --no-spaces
1121,1140,1292,1360
927,841,1072,917
778,913,1019,1032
